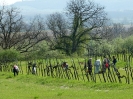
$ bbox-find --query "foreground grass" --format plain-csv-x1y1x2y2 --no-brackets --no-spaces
0,72,133,99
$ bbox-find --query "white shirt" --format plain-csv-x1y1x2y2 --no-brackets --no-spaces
95,59,101,66
14,65,19,70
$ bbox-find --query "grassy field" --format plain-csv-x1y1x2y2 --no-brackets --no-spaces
0,72,133,99
1,57,133,99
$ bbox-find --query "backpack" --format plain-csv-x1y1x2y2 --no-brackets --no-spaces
105,63,109,68
104,58,109,68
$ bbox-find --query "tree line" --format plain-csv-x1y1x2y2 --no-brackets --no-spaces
0,0,133,59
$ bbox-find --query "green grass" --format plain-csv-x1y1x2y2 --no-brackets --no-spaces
1,57,133,99
0,72,133,99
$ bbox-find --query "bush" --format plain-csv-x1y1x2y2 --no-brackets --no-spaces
0,49,20,63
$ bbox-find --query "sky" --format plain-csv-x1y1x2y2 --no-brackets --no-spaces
0,0,21,5
0,0,133,11
0,0,133,24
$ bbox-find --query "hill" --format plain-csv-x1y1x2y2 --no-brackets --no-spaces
0,0,133,24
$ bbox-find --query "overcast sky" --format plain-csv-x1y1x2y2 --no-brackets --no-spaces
0,0,21,5
0,0,133,12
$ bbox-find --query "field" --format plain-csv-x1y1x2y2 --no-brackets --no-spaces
1,57,133,99
0,71,133,99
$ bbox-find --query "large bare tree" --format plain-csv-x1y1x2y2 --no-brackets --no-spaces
0,6,47,53
0,6,23,49
46,0,107,55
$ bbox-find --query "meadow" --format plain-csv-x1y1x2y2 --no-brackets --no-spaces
0,72,133,99
1,57,133,99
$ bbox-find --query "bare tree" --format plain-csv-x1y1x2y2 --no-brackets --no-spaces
112,23,125,37
15,15,47,53
46,0,107,55
0,6,47,53
99,23,126,41
125,24,133,37
96,24,114,41
0,6,24,49
46,13,71,54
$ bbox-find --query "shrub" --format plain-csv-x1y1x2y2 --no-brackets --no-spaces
0,49,20,63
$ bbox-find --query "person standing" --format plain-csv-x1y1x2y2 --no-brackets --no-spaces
94,59,101,73
32,63,37,74
101,56,109,73
112,56,117,71
87,58,93,75
112,56,117,65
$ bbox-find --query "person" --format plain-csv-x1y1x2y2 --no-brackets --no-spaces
28,62,32,74
13,64,19,76
94,59,101,73
62,62,68,70
32,63,37,74
112,56,117,66
101,56,109,73
87,58,92,75
104,56,110,67
112,56,117,71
